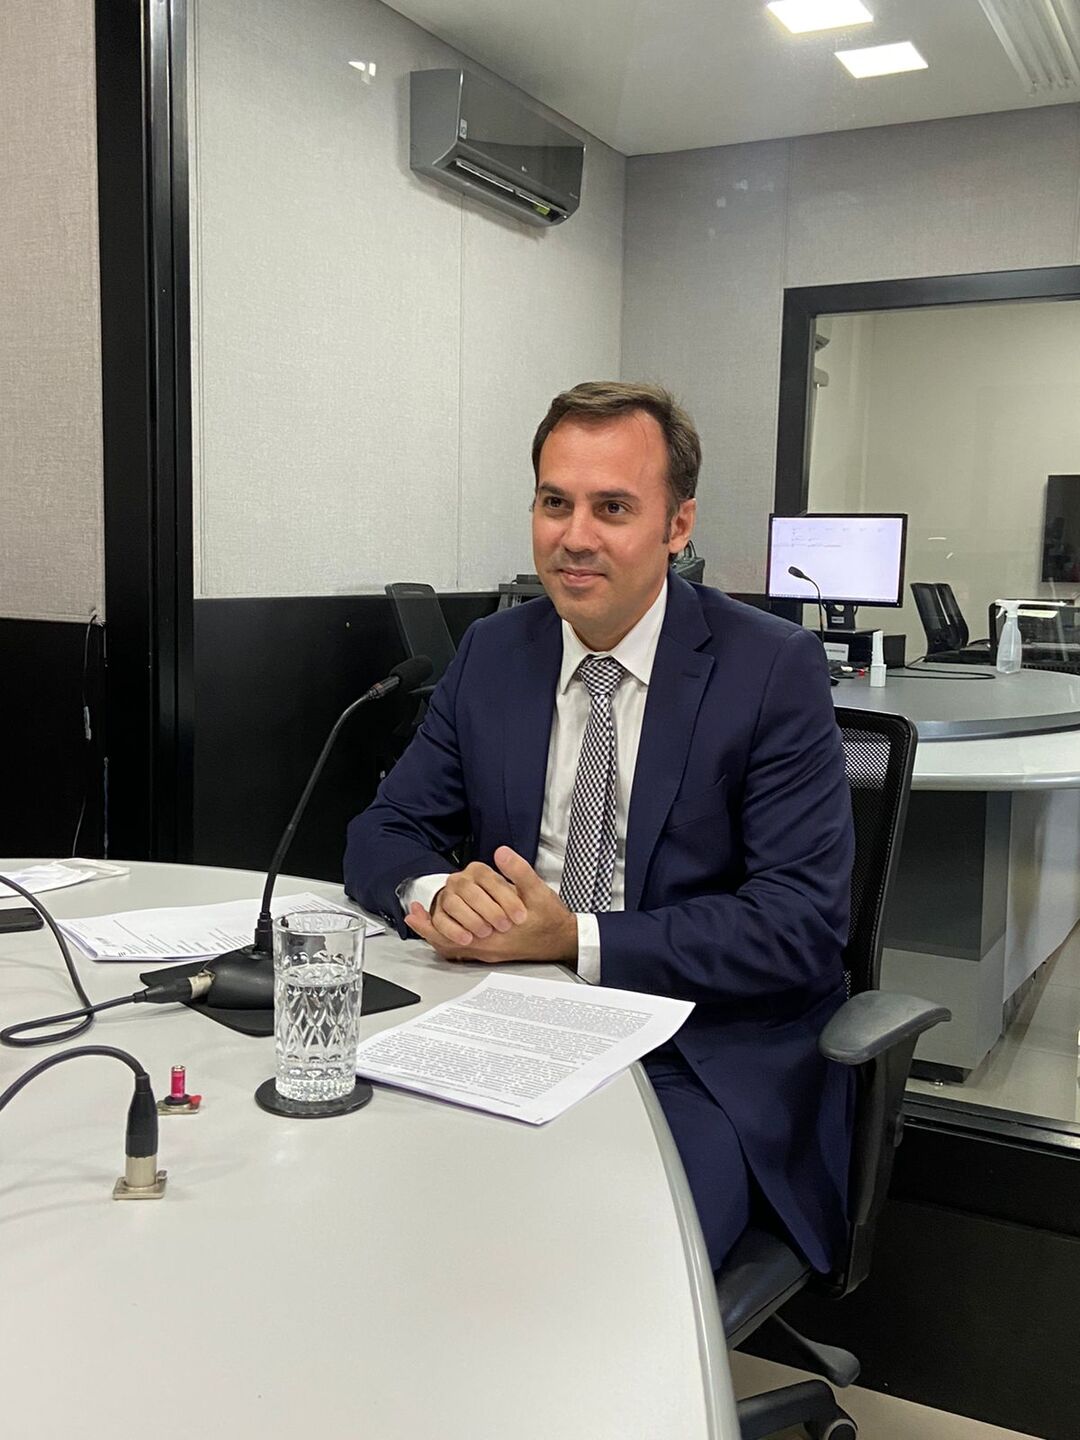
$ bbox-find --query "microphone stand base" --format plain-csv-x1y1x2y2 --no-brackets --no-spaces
198,944,275,1009
254,1077,373,1119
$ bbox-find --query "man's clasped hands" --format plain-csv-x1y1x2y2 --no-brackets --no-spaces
404,846,578,964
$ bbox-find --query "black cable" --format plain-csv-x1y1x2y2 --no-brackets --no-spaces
1,1047,160,1188
898,664,994,680
0,871,97,1046
2,994,144,1047
0,1045,148,1116
71,610,101,857
0,872,201,1048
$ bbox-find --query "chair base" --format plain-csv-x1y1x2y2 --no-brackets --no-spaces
737,1379,857,1440
764,1314,860,1389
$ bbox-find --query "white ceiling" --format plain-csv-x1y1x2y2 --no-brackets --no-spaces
381,0,1077,154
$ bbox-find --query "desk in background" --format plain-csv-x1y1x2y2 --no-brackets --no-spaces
0,861,736,1440
833,669,1080,1077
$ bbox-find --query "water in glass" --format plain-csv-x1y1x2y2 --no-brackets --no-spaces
274,914,364,1103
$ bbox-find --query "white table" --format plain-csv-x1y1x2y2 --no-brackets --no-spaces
0,861,737,1440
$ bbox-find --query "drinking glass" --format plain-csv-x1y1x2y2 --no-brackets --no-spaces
273,912,364,1104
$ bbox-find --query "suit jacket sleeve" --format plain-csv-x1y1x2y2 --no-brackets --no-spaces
343,625,476,934
597,627,853,1007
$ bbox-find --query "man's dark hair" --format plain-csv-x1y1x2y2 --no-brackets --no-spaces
531,381,702,517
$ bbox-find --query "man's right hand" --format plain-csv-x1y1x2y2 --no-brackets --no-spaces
426,861,529,946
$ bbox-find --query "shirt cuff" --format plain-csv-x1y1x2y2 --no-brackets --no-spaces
575,912,601,983
397,873,453,917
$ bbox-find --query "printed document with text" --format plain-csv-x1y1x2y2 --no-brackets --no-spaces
354,972,693,1124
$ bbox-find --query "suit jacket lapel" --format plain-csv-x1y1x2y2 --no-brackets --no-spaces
503,602,561,862
624,577,714,911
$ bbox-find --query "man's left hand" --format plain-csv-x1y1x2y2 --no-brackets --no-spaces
405,846,578,964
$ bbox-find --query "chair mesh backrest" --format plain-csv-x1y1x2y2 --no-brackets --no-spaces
385,583,457,685
834,708,918,998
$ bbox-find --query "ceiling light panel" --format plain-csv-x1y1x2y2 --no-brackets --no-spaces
836,40,928,77
978,0,1080,92
766,0,873,33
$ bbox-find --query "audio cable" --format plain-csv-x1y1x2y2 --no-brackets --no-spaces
0,872,209,1049
0,1045,167,1197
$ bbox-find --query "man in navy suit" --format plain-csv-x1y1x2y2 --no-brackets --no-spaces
345,381,854,1273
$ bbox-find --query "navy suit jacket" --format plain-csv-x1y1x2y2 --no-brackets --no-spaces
345,574,855,1272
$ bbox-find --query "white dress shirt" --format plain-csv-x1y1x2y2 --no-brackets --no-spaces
402,582,668,982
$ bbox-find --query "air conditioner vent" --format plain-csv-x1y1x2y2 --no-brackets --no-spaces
410,69,583,228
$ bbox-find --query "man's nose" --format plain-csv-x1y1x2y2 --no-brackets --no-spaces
562,507,599,554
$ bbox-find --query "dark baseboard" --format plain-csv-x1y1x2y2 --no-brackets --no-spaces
192,592,499,882
753,1194,1080,1440
0,617,106,859
745,1113,1080,1438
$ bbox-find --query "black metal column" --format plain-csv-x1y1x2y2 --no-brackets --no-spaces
95,0,193,860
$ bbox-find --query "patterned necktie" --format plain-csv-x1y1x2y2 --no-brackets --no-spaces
560,655,624,913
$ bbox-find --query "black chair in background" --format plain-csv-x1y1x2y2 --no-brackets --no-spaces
385,582,457,689
383,583,458,761
497,573,547,609
910,581,991,664
672,539,705,583
717,708,949,1440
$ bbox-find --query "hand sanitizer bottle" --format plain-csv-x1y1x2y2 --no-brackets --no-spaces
995,600,1022,675
869,629,887,688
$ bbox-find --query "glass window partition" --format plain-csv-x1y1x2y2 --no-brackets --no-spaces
806,297,1080,1133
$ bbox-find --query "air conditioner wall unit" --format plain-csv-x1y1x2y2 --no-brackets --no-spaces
410,69,584,227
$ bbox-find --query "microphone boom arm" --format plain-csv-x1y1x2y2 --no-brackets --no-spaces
255,686,390,952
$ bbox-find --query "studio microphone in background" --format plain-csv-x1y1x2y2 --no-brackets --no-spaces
146,655,433,1010
788,565,826,642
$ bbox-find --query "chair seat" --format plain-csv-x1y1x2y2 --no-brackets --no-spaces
715,1226,811,1348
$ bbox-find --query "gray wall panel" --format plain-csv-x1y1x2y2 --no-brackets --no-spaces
622,142,790,592
0,0,103,622
622,105,1080,593
191,0,625,598
787,108,1080,288
191,0,462,596
457,141,625,589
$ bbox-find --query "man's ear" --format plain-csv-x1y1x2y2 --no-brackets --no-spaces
668,498,696,554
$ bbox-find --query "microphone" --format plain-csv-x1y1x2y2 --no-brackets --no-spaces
148,655,432,1010
788,565,826,642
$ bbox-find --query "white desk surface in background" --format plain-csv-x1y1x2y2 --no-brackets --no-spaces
830,671,1080,790
913,729,1080,790
0,861,735,1440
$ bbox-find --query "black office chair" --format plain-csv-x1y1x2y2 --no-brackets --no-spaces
717,708,950,1440
383,583,458,762
672,539,705,583
910,582,991,664
496,573,547,609
385,582,457,688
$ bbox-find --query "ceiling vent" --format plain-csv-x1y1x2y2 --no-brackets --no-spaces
978,0,1080,91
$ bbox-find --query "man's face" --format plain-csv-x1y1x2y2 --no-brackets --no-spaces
532,410,696,651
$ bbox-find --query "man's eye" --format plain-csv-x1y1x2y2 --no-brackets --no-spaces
543,496,565,510
603,502,627,515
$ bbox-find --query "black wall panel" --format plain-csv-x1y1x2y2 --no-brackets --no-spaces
755,1196,1080,1440
0,618,106,859
192,593,498,881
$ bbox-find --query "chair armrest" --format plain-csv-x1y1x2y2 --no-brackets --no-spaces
820,991,951,1066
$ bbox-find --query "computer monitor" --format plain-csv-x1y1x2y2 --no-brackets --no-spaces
766,512,908,628
1042,475,1080,583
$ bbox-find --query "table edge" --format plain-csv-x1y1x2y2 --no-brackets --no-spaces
631,1063,735,1438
